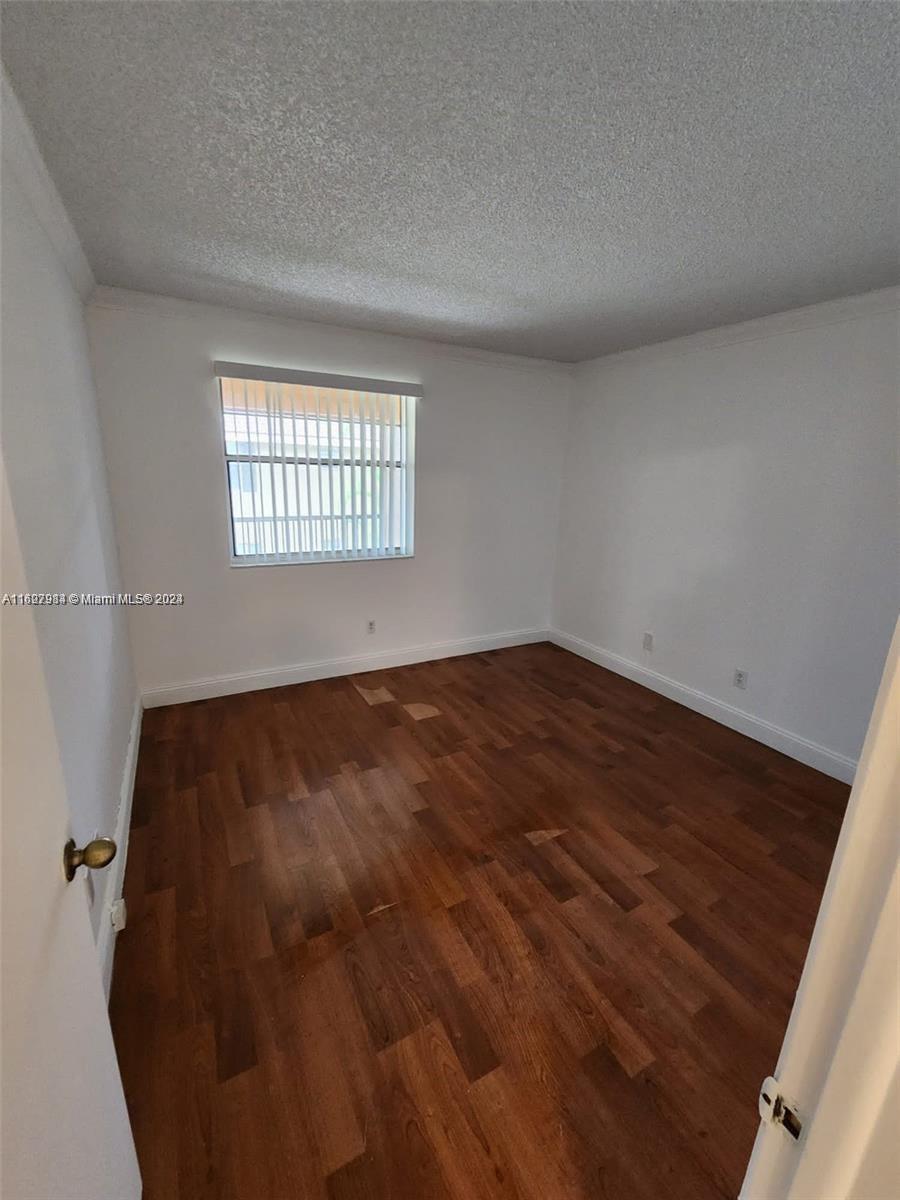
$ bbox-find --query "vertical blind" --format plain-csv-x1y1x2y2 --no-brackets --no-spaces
215,362,419,563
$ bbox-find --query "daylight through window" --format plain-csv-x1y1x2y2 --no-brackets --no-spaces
215,362,419,564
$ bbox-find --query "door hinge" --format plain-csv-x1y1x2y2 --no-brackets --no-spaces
759,1075,803,1141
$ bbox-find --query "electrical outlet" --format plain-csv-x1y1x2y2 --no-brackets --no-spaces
367,620,376,635
643,632,654,652
734,668,748,690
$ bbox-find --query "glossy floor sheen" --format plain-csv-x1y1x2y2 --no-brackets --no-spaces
110,643,848,1200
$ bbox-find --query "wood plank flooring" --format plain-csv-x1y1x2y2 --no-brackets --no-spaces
110,643,848,1199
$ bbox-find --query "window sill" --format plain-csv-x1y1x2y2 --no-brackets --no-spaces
228,553,415,568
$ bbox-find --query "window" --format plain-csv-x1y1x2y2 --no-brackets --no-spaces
215,362,419,564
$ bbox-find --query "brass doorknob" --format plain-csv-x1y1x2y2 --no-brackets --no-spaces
63,837,117,882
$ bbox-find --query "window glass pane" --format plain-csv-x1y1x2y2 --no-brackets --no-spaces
221,375,413,561
229,462,404,557
224,409,387,464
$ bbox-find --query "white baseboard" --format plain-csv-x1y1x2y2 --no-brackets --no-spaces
549,629,857,784
141,627,550,708
97,693,143,1000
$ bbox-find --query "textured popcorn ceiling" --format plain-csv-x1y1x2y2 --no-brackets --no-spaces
2,1,897,361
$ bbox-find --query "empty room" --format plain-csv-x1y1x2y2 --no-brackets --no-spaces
1,2,898,1198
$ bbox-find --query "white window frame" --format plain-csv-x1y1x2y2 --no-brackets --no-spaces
214,361,420,567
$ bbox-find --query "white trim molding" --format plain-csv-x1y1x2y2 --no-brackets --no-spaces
575,286,900,375
96,694,143,1000
550,629,857,784
1,70,94,299
89,286,574,377
141,628,549,708
141,627,858,782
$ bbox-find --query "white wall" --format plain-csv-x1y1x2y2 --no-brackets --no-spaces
1,82,139,978
87,289,572,703
553,291,900,779
87,284,897,778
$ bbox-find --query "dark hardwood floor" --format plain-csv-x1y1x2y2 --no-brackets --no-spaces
110,642,848,1199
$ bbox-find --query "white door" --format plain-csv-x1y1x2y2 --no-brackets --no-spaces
740,616,900,1199
0,464,141,1199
